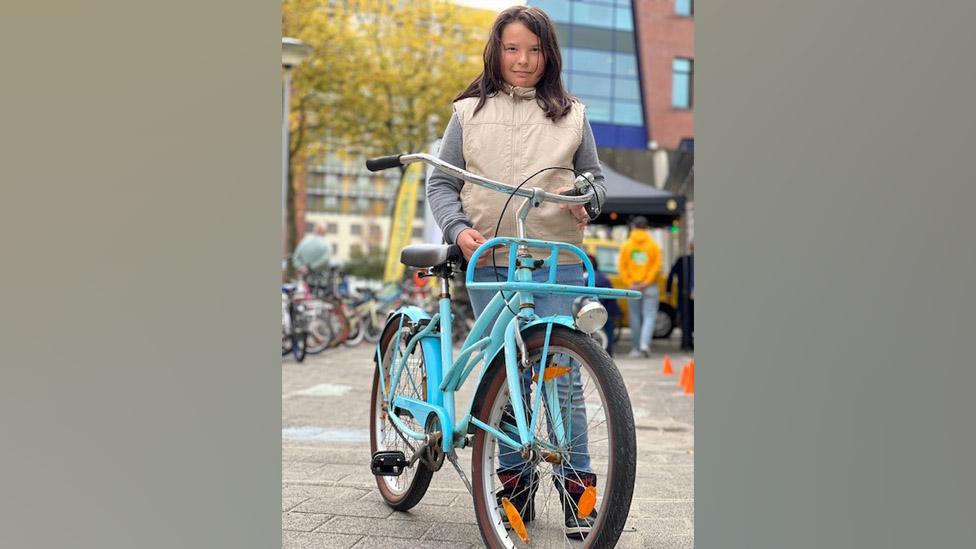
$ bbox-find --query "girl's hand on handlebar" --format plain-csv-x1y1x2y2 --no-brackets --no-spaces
555,186,589,229
457,228,491,267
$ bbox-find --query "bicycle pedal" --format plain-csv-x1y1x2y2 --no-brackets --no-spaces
370,451,408,477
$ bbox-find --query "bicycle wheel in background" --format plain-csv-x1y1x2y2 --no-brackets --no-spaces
363,311,384,344
369,316,433,511
305,314,331,355
281,334,292,356
344,310,366,347
469,325,636,548
291,332,307,363
320,299,349,348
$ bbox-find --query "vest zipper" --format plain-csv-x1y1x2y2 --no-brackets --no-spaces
511,91,518,196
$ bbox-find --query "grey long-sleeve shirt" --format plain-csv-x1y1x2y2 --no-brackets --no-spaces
426,112,606,246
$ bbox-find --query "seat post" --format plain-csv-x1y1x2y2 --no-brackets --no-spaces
438,268,451,300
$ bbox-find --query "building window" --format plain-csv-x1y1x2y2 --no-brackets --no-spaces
579,96,612,123
672,58,693,109
357,197,369,212
675,0,693,17
369,225,382,240
326,222,338,233
574,74,613,98
533,0,570,23
572,2,614,30
612,101,643,125
351,224,362,236
350,244,362,256
325,196,338,210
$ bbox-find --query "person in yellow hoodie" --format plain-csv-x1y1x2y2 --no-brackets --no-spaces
618,216,662,358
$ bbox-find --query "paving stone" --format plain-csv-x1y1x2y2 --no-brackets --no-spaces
351,536,473,549
283,496,308,512
283,512,333,532
282,531,362,549
315,516,431,539
386,502,480,525
283,484,370,501
422,522,483,545
293,498,395,519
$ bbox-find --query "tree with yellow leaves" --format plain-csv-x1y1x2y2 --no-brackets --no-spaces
282,0,493,262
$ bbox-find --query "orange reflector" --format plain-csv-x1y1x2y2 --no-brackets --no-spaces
532,366,572,383
577,486,597,519
501,497,530,543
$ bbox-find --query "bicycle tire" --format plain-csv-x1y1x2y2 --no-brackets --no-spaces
322,298,350,348
469,325,636,548
344,313,366,347
363,311,384,344
369,315,433,511
305,320,331,354
291,332,307,363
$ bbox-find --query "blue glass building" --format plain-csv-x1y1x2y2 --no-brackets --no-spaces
529,0,647,149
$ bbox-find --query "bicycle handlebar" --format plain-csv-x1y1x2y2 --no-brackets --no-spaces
365,154,404,172
366,152,596,210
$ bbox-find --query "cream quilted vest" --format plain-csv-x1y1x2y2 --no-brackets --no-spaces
454,84,585,265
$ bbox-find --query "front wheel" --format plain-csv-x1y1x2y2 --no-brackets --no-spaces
470,325,636,548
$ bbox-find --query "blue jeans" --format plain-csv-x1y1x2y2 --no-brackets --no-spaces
629,283,659,352
468,265,592,476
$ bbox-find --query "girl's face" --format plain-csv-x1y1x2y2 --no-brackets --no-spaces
499,22,545,88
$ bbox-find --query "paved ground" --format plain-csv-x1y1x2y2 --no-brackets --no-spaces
282,332,694,548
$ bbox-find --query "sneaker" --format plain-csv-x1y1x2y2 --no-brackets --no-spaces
497,468,539,529
556,472,599,540
626,349,642,358
639,345,651,358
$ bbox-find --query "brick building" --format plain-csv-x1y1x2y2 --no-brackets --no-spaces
527,0,694,195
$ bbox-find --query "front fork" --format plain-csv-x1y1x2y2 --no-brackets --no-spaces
496,255,572,460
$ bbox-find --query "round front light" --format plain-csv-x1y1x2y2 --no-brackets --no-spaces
572,296,608,334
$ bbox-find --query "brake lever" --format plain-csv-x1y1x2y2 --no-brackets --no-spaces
557,172,601,221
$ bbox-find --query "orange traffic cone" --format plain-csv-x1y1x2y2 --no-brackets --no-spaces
662,355,673,375
683,362,695,395
679,363,689,388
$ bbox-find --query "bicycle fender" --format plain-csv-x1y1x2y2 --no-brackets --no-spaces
374,305,438,364
467,316,577,436
374,305,444,410
477,315,575,375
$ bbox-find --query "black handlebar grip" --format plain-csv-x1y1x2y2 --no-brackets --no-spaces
365,154,404,172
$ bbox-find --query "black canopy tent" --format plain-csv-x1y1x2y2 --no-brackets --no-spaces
592,163,685,227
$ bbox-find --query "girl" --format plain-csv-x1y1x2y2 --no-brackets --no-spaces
426,5,607,541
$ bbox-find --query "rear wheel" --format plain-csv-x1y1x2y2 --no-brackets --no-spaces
653,304,676,339
369,316,433,510
470,326,636,548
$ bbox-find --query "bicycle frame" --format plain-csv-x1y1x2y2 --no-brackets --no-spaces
375,237,638,457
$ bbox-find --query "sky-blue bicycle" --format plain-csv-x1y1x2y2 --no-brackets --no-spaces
366,153,640,548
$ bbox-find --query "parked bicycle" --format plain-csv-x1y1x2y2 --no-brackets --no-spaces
281,279,330,362
366,153,640,548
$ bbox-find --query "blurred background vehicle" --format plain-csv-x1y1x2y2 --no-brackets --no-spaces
583,237,678,339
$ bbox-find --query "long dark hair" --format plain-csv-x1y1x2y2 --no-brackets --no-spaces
454,6,575,121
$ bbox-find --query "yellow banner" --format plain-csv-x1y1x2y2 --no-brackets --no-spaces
383,163,422,282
